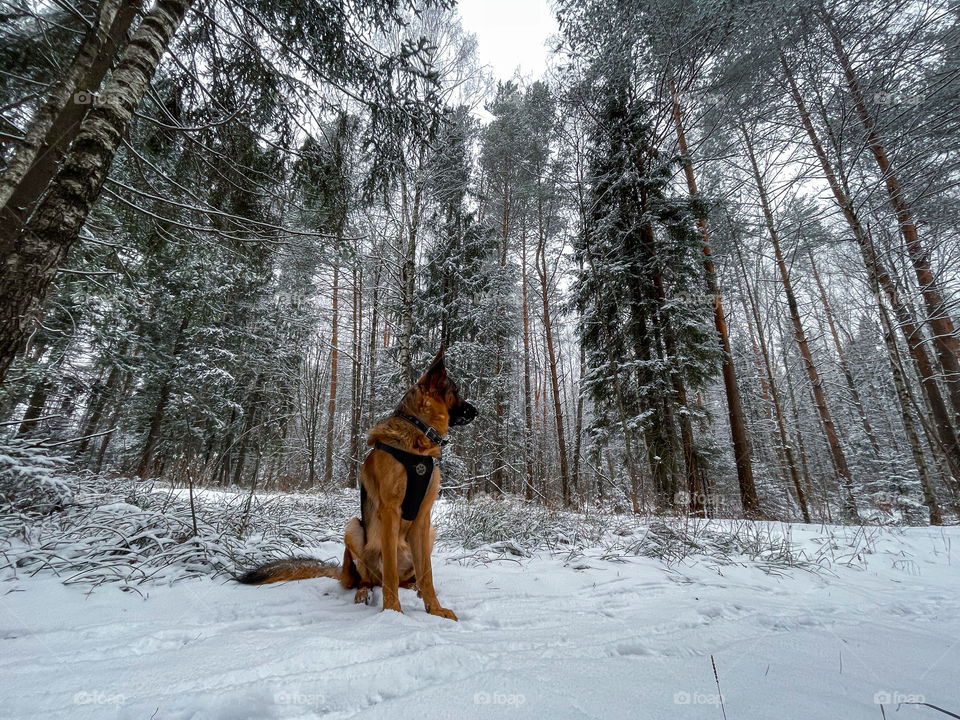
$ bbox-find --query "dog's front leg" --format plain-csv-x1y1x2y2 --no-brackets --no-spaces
378,503,402,613
411,486,457,621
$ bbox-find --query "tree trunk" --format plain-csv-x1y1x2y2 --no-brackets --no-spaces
347,262,362,490
652,262,704,516
0,0,196,385
735,287,787,481
582,233,643,511
736,285,774,420
670,76,759,516
136,311,189,478
491,174,510,495
1,0,141,242
137,379,172,479
94,370,131,473
877,297,942,524
735,242,811,522
232,374,264,487
537,199,571,507
323,263,339,486
521,223,536,501
573,341,585,504
397,159,423,388
741,124,858,521
76,363,121,456
807,249,882,458
305,343,325,487
366,260,381,429
16,376,53,437
783,347,825,522
882,301,960,515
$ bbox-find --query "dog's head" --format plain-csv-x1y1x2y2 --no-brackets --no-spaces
418,348,478,428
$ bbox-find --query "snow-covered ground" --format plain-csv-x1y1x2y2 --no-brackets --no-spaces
1,489,958,719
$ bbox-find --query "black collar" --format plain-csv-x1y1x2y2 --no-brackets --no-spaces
396,412,448,446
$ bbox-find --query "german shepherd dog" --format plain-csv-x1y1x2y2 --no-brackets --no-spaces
238,348,477,621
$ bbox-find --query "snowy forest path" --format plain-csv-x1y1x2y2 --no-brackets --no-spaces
1,527,958,719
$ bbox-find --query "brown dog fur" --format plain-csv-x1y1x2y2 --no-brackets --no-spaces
237,349,474,621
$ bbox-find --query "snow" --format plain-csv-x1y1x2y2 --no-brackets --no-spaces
1,515,958,719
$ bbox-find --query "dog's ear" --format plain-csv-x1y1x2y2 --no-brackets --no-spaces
420,347,446,386
428,346,446,371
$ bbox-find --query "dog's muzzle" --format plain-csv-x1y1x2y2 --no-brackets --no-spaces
449,401,478,427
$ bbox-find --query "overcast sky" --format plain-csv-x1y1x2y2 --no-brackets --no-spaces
455,0,558,81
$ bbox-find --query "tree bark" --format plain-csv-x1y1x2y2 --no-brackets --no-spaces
0,0,141,239
782,337,825,522
366,259,381,430
573,341,585,503
0,0,196,385
232,374,264,487
16,376,53,437
650,252,704,516
491,172,510,495
305,343,325,487
396,162,421,388
582,232,644,511
95,369,132,473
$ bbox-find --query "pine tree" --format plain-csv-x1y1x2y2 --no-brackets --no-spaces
575,58,720,512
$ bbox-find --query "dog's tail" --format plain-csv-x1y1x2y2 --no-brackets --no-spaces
235,558,341,585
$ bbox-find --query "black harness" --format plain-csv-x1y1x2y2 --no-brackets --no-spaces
366,414,445,522
374,442,435,521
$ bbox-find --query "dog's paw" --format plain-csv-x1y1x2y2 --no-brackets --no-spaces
354,588,371,605
427,606,458,621
382,601,403,614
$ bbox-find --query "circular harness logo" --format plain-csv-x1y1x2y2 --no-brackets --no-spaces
415,463,427,476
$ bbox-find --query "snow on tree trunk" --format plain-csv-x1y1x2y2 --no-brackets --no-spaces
0,0,141,241
0,0,195,384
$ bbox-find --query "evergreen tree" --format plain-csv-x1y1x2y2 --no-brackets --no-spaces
574,56,720,511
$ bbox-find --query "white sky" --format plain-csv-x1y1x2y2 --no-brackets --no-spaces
455,0,558,81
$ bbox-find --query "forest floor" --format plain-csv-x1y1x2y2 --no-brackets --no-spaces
1,482,959,719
